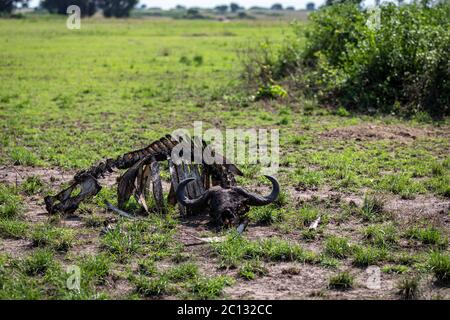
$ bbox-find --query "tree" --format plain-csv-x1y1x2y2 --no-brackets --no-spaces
306,2,316,10
99,0,138,18
1,0,29,13
215,4,228,14
230,2,240,13
41,0,97,16
271,3,283,10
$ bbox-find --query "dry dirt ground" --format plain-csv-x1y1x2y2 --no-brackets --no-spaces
1,161,449,300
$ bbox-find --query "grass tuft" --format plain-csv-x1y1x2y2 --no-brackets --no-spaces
362,224,397,248
360,193,387,222
0,219,28,239
187,275,234,300
328,271,354,290
405,226,448,248
238,260,268,280
0,184,22,219
21,249,55,276
324,236,351,259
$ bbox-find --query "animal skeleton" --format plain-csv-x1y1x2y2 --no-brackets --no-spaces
44,134,279,229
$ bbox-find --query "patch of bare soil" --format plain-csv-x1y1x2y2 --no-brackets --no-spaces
320,124,442,143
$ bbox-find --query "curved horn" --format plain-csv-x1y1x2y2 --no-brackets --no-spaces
236,175,280,206
176,178,210,208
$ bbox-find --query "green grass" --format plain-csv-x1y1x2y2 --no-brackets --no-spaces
405,226,448,248
187,275,234,300
352,246,388,267
397,276,420,300
238,260,268,280
249,205,284,225
428,251,450,284
376,174,425,199
133,269,232,299
137,258,158,277
359,194,388,222
324,236,352,259
362,224,398,248
213,234,317,268
133,275,172,297
20,249,55,276
0,17,290,169
30,224,75,252
164,263,199,282
21,176,45,196
100,216,178,262
80,253,112,285
0,15,449,300
382,265,409,274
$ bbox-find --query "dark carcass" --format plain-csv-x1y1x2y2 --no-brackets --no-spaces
44,134,279,228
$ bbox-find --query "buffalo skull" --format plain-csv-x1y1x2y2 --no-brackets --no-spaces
176,175,280,227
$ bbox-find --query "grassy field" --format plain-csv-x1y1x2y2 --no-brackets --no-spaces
0,16,449,300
